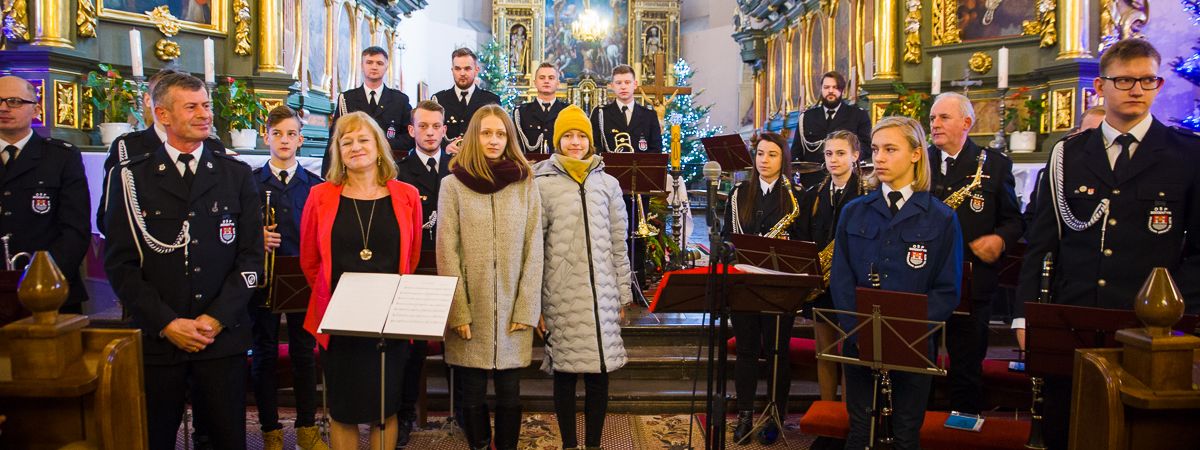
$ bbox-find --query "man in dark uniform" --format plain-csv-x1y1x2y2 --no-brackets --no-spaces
588,64,662,154
790,71,872,188
321,46,414,175
103,72,262,450
1016,38,1200,450
391,100,450,448
926,92,1024,415
97,68,229,237
513,63,568,153
432,47,501,154
0,76,90,314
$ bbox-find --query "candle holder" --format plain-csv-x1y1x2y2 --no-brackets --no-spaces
989,87,1010,154
132,75,148,130
668,165,686,270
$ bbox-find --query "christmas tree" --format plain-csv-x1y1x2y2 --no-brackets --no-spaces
660,58,724,184
1172,0,1200,131
478,38,520,112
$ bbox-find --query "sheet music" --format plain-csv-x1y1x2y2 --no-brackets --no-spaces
733,264,808,276
383,275,458,340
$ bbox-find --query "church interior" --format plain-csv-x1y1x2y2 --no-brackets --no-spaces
1,0,1199,449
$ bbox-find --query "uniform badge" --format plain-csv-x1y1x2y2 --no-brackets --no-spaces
969,192,986,213
907,244,928,269
206,161,214,170
1148,206,1173,234
387,125,396,140
241,272,258,288
218,217,237,244
638,137,648,152
31,192,51,214
158,163,167,172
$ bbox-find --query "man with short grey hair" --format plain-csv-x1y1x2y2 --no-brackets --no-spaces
927,91,1024,415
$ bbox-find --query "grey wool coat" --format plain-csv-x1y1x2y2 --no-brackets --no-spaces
533,155,631,374
436,173,544,370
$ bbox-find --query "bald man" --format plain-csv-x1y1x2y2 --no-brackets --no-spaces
0,76,91,314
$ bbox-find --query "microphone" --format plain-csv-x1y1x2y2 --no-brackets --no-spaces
704,160,723,261
703,160,722,184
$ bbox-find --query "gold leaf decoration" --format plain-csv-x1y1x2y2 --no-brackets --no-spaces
146,5,181,37
155,39,181,61
1,0,31,42
968,52,994,74
81,87,94,130
1021,0,1057,47
902,0,922,64
233,0,252,56
931,0,962,46
76,0,97,39
53,81,77,128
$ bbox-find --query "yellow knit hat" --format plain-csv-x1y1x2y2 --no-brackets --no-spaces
553,104,593,153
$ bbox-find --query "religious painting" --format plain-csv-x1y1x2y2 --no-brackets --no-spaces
957,0,1036,41
808,16,826,107
544,0,629,80
509,24,533,76
789,24,805,110
835,0,853,81
98,0,227,34
334,4,353,94
305,0,327,93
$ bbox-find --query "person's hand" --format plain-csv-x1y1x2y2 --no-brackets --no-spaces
969,234,1005,264
509,322,530,333
1015,328,1026,352
446,137,463,155
264,224,281,252
195,314,223,339
455,324,472,340
537,316,547,338
162,319,215,352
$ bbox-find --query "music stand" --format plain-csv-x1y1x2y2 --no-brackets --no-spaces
701,134,753,172
814,288,948,447
267,256,310,314
1024,303,1199,378
604,152,669,309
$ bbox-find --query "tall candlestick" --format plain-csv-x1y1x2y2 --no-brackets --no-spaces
670,124,682,170
203,38,216,84
930,56,942,95
864,42,875,80
997,47,1009,89
129,29,144,78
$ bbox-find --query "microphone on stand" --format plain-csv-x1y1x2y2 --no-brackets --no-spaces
704,161,723,260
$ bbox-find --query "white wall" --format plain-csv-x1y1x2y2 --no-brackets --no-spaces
395,2,493,98
680,0,744,132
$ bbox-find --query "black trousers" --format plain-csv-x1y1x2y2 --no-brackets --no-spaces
397,339,429,420
732,313,794,412
843,364,931,450
457,366,522,450
249,307,319,431
944,296,991,414
553,371,610,448
145,354,247,450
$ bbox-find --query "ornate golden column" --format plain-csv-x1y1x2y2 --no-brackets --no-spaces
1057,0,1092,59
873,0,899,79
31,0,72,48
257,0,286,73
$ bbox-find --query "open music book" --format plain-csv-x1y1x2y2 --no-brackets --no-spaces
732,264,809,276
317,272,458,341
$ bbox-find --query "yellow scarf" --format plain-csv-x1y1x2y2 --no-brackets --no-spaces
558,154,594,184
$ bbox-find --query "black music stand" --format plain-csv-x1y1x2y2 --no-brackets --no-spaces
268,256,310,313
604,152,669,308
701,134,753,172
813,288,949,448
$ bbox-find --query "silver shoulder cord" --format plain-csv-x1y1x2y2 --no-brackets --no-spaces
730,184,744,234
513,107,545,153
598,108,612,153
422,211,437,230
338,94,348,117
796,109,824,153
1048,139,1111,250
117,139,191,265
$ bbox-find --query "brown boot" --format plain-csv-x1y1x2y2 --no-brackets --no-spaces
262,429,284,450
296,425,331,450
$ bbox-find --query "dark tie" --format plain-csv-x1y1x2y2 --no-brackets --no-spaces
426,158,437,174
542,102,551,113
888,191,904,216
1113,133,1136,179
369,90,378,109
279,169,289,185
2,145,15,167
944,156,955,175
460,91,469,105
621,105,630,125
826,109,835,122
177,153,196,188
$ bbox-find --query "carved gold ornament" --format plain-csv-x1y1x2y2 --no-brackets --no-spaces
903,0,922,64
1021,0,1057,47
233,0,252,56
155,38,180,60
931,0,962,46
146,5,181,37
53,81,77,128
969,52,994,74
1,0,31,42
81,88,94,130
76,0,97,38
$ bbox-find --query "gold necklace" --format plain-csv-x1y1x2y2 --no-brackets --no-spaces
351,198,378,261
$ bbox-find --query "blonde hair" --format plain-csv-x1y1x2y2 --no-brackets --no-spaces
449,104,531,183
325,111,398,186
870,116,931,192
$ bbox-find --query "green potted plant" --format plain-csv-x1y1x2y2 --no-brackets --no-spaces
214,77,268,150
1007,87,1043,152
85,64,141,145
881,81,932,134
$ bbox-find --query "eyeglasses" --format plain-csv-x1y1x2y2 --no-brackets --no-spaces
0,97,38,108
1099,76,1164,91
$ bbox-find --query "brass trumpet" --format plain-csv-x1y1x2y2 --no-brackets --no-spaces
261,190,276,306
1,234,31,271
612,130,660,238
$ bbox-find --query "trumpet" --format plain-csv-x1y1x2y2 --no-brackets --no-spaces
1,234,31,272
612,130,659,238
262,190,276,306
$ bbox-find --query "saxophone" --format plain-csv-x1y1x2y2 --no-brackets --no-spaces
943,151,988,210
815,173,873,288
728,177,800,239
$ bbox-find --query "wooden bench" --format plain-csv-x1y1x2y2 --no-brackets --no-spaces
799,400,1031,450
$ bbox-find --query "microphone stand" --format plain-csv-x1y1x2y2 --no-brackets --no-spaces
700,163,733,450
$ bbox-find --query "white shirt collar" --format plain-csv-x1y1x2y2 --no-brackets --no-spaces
616,99,636,111
881,182,914,210
759,176,778,194
0,129,35,155
363,83,385,102
1100,114,1153,167
163,141,203,176
825,103,841,116
153,122,168,143
418,149,441,168
454,84,475,103
269,159,299,182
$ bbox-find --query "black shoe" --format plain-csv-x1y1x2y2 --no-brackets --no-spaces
732,411,754,444
756,421,780,445
395,417,414,448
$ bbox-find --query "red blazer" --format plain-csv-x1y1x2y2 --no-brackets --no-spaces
301,179,423,348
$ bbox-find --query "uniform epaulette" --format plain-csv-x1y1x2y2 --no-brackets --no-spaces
212,151,251,168
41,137,78,152
981,145,1011,161
120,152,153,167
1169,125,1200,140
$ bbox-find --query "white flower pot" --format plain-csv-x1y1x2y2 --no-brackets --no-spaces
1010,131,1038,153
230,128,259,150
99,122,132,146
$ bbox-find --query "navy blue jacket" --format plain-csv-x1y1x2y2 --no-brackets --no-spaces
252,163,321,257
830,190,963,340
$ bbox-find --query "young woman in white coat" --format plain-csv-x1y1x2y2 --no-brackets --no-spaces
437,104,543,450
533,105,631,450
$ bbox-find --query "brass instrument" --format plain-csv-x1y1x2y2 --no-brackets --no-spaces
1,234,31,271
261,190,276,306
815,169,875,289
613,130,660,238
764,177,801,239
943,151,988,210
1025,253,1053,449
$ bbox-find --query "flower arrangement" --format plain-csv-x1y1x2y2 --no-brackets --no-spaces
1006,86,1046,132
213,77,267,132
84,64,141,125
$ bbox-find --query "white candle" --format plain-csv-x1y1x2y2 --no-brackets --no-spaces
203,38,215,84
930,56,942,95
129,29,144,78
997,47,1009,89
864,42,875,80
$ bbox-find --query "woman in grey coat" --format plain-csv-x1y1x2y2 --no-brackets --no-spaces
533,105,631,450
437,105,543,450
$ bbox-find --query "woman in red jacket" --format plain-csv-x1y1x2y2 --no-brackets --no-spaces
300,111,423,450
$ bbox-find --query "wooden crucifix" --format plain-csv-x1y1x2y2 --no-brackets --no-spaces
637,52,693,123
